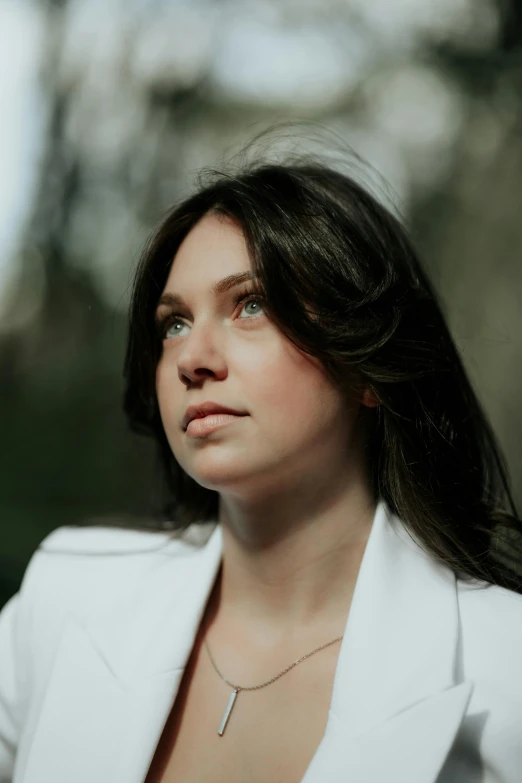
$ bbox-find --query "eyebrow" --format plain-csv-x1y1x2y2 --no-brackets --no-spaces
154,271,257,320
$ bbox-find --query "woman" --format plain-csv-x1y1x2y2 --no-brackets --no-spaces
1,151,522,783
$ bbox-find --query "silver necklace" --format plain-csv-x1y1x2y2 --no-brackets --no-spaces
204,634,344,736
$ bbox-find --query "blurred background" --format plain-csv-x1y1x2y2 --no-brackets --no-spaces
1,0,521,609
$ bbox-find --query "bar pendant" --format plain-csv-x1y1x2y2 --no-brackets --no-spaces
218,688,239,736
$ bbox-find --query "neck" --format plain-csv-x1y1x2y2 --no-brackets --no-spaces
209,475,377,650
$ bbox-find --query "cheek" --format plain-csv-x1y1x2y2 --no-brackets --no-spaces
155,359,177,426
250,346,343,431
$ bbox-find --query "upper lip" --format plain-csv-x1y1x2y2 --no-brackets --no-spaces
182,401,248,431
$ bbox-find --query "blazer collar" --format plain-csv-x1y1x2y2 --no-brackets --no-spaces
87,499,463,713
20,500,473,783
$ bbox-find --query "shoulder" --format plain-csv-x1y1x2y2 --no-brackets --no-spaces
10,519,217,674
457,576,522,640
457,577,522,701
16,520,218,643
36,519,218,562
39,520,215,554
0,520,218,752
453,579,522,775
24,524,176,606
40,524,171,552
24,520,217,589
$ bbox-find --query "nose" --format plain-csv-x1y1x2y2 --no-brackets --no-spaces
175,321,228,387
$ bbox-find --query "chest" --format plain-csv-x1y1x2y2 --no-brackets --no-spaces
144,635,340,783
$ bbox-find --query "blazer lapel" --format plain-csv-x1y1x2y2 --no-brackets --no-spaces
20,501,473,783
302,501,473,782
20,523,224,783
302,681,473,783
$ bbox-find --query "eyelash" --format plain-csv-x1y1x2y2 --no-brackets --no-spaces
157,288,265,340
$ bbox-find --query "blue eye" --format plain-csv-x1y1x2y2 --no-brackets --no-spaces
158,289,265,340
234,292,265,318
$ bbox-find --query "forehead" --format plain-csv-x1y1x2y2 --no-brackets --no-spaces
165,213,250,287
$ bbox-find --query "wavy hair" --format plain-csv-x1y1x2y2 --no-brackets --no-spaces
123,149,522,593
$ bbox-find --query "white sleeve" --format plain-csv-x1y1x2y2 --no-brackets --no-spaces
0,594,23,783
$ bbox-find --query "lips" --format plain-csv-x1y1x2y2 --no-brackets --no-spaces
182,401,248,431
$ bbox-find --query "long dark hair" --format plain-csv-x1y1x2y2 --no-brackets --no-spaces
123,147,522,593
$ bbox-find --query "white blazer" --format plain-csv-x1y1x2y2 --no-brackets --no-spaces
1,500,522,783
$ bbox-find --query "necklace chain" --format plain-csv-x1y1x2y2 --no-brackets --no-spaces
204,634,344,692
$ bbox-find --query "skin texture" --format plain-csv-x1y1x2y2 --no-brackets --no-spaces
155,211,379,652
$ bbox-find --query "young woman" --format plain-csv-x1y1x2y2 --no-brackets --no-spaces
1,152,521,783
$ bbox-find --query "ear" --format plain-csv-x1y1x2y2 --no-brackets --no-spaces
361,387,380,408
